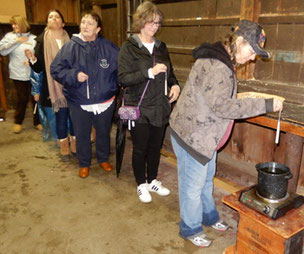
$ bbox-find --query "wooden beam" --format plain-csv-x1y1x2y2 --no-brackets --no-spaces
0,57,7,118
91,0,116,5
259,13,304,24
245,116,304,138
162,17,239,27
214,176,245,194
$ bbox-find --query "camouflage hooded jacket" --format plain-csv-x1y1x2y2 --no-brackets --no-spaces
169,42,273,165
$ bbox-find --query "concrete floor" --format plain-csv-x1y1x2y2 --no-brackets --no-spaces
0,110,238,254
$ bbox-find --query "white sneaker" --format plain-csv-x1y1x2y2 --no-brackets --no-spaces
187,234,212,247
137,183,152,203
148,179,170,196
211,220,229,232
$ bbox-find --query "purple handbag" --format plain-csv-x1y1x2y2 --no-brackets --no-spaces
118,80,150,122
118,105,140,121
118,52,155,128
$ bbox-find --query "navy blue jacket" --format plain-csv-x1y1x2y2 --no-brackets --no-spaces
51,34,119,105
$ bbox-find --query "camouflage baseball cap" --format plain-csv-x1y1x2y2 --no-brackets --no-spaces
233,19,270,59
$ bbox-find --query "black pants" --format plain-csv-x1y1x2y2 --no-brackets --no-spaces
68,102,115,168
130,123,166,185
13,80,40,126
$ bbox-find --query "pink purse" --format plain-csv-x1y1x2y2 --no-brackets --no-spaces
118,80,150,129
118,105,140,121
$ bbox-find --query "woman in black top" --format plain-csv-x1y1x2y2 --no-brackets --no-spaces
118,1,180,203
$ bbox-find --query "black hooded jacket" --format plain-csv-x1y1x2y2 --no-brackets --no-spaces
192,41,235,73
118,34,179,127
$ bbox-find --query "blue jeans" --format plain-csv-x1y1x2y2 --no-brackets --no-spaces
171,135,219,238
55,107,74,139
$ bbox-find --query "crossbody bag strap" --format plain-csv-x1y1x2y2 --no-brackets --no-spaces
137,50,156,107
122,49,156,108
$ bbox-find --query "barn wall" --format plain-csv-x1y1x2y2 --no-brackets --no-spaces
25,0,80,25
149,0,304,191
0,0,26,23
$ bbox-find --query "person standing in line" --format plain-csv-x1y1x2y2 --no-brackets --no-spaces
169,20,284,247
0,15,41,133
51,11,119,178
118,1,180,203
25,9,75,162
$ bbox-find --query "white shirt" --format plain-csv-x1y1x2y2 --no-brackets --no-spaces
142,41,155,79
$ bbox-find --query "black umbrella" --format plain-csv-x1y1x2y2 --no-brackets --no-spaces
115,119,127,177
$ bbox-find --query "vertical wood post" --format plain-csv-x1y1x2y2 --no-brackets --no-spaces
92,4,102,21
0,56,8,118
239,0,261,80
117,0,127,46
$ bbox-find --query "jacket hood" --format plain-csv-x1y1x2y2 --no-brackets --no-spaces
192,41,234,72
128,34,161,49
71,33,103,46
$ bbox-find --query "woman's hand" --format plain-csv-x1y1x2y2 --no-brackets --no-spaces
24,49,36,62
273,98,283,112
34,94,40,102
77,72,88,82
152,63,167,76
168,85,180,103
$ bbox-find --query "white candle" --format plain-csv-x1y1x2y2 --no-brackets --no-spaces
165,71,167,96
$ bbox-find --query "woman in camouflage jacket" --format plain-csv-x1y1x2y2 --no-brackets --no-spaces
169,20,283,248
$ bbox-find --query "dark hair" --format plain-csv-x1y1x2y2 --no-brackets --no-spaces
81,11,102,30
46,9,65,24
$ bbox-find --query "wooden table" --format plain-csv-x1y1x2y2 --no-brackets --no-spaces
222,190,304,254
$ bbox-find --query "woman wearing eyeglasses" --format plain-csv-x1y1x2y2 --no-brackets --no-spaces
118,1,180,203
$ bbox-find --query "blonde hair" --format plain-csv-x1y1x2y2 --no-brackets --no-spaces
9,15,30,33
132,1,163,33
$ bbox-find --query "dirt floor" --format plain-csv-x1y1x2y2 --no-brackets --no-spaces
0,110,239,254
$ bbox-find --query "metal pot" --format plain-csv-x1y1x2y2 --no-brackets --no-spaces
256,162,293,200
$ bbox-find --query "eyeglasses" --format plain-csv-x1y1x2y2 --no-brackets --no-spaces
146,21,162,27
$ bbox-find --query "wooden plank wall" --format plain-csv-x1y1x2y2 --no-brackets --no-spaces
98,2,120,46
25,0,80,25
156,0,304,104
149,0,304,192
156,0,241,86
